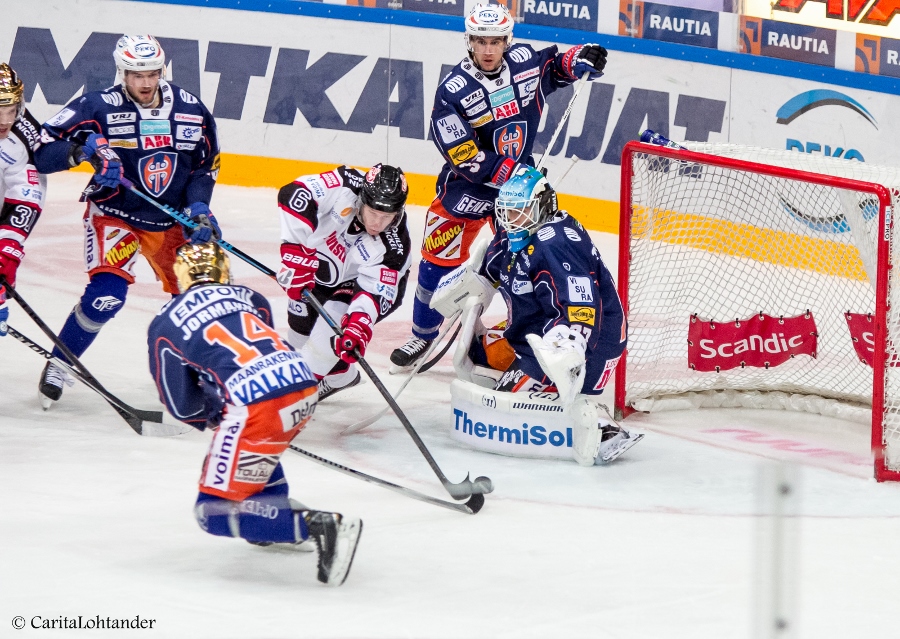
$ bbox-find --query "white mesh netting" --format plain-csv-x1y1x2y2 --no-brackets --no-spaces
621,143,900,473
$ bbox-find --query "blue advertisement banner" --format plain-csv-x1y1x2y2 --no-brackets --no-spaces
523,0,599,32
403,0,464,17
641,2,718,49
759,19,836,67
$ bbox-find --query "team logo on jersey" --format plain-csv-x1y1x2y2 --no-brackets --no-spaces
142,134,173,149
140,120,171,135
493,122,527,161
107,112,136,124
461,89,485,108
139,152,178,197
508,46,533,63
493,101,520,120
176,125,202,141
179,89,198,104
101,92,124,107
568,306,596,326
448,140,478,165
536,226,556,241
564,227,581,242
175,113,204,124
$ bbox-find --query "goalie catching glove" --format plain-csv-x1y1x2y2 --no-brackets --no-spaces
333,312,373,364
526,324,587,407
277,243,318,300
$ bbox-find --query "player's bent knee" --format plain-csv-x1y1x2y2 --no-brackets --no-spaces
79,272,129,325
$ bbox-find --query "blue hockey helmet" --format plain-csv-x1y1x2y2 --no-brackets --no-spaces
495,166,557,252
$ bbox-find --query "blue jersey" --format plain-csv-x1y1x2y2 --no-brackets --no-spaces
148,284,316,428
38,80,219,232
430,44,577,211
480,213,626,359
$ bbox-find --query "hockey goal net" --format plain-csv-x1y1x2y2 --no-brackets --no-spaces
616,140,900,480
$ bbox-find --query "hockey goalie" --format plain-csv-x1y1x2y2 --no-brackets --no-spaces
431,166,643,466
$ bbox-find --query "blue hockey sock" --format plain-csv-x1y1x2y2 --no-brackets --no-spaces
412,260,452,341
51,273,128,361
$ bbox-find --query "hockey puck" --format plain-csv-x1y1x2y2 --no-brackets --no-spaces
473,475,494,494
466,492,485,514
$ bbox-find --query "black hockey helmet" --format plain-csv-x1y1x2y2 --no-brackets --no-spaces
360,164,408,214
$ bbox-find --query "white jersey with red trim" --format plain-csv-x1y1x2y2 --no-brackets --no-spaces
277,165,412,321
0,109,45,257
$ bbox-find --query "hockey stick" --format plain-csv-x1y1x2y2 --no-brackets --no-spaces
6,324,190,437
342,310,462,435
288,444,484,515
119,180,493,500
302,294,493,500
419,321,461,373
535,72,589,173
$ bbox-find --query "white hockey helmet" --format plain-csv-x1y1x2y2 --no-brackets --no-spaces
113,35,166,80
465,3,514,52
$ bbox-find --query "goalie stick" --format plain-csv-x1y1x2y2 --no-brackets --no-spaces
121,180,494,501
6,323,189,437
342,311,462,435
288,444,484,515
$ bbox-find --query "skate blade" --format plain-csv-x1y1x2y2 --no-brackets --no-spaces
389,363,413,375
327,518,363,586
599,433,644,464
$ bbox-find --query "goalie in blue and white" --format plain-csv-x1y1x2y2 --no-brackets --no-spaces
432,167,642,465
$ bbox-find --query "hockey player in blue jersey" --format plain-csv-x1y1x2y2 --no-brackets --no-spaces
391,3,608,369
33,35,221,408
448,167,642,464
148,242,362,586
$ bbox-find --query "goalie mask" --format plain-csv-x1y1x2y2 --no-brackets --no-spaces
113,35,166,82
496,166,558,252
173,242,231,293
0,63,24,118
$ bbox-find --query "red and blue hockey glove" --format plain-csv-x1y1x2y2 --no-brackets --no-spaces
184,202,222,244
199,377,226,427
564,44,607,80
80,133,123,188
333,312,373,364
277,242,318,300
0,238,24,288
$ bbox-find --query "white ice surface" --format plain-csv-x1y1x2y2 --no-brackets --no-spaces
3,174,900,638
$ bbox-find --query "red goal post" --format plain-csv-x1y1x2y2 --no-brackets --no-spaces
615,140,900,481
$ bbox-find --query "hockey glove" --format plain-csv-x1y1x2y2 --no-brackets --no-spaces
184,203,222,244
568,44,607,80
277,243,318,300
0,294,7,337
199,376,226,427
80,133,123,188
333,312,373,364
543,324,588,356
0,238,24,288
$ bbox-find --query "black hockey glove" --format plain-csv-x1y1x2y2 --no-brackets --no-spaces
573,44,607,80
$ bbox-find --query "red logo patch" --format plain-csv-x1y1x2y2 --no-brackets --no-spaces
687,312,818,372
142,134,173,149
320,172,340,188
104,232,139,268
27,169,39,185
380,269,398,285
493,101,520,121
845,312,877,367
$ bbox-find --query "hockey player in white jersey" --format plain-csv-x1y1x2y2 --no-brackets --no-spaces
276,164,412,399
0,62,46,338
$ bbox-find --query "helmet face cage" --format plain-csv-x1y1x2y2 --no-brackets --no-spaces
114,35,166,81
495,167,557,240
465,3,514,53
359,164,408,228
173,242,231,293
0,63,24,116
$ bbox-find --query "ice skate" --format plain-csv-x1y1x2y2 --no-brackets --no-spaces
317,370,361,401
38,361,73,410
304,510,363,586
389,336,432,373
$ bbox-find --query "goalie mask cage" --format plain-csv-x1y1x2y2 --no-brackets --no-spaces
616,141,900,481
